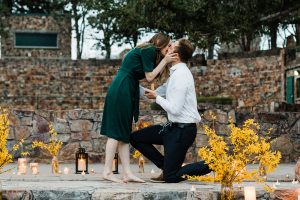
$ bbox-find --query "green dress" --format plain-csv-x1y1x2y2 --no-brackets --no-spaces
101,46,156,143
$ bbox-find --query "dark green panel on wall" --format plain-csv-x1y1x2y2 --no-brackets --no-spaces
15,32,58,48
286,76,294,104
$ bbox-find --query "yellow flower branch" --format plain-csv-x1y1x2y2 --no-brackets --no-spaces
32,124,63,157
186,117,281,189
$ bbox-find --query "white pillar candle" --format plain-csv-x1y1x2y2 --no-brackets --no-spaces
32,167,38,175
18,158,27,174
78,159,86,171
29,163,39,175
190,185,196,192
112,159,116,171
244,186,256,200
63,167,70,175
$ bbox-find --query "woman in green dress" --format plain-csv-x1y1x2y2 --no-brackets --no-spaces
101,33,178,183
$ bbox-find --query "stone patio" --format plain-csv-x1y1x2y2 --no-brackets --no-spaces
1,163,300,200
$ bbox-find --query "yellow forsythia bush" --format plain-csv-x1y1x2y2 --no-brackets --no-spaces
187,118,281,187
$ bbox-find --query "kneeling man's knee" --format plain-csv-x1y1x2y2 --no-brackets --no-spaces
164,176,181,183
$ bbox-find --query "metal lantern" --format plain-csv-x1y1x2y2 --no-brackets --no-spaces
75,147,89,174
112,152,119,174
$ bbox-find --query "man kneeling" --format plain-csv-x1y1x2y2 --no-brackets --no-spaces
130,39,211,183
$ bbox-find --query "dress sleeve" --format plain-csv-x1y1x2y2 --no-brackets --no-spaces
140,46,156,72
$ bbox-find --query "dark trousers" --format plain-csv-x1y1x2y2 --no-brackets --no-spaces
130,124,211,183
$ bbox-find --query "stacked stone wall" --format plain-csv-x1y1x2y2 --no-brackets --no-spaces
0,53,284,112
6,108,300,163
194,55,283,112
1,16,71,58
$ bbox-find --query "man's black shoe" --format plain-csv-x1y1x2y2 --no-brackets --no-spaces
149,173,165,183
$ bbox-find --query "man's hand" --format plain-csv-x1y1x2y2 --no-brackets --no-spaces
144,88,157,99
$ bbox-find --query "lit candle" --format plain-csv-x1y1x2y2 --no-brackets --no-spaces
29,163,39,175
139,156,145,173
19,163,26,174
64,167,70,175
151,169,155,174
244,186,256,200
18,158,27,175
91,169,95,174
190,185,196,192
237,183,242,190
32,167,38,175
151,83,155,90
286,174,289,180
78,158,86,171
81,171,85,176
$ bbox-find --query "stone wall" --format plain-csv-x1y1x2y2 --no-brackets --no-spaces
196,104,300,163
6,109,167,163
1,15,71,58
194,52,283,112
0,58,120,110
0,52,285,112
6,108,300,163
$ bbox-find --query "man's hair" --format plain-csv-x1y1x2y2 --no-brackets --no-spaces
174,39,194,63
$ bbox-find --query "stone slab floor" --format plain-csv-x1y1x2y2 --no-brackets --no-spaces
0,163,299,200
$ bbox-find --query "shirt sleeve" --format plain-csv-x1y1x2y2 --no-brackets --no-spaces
155,72,188,116
140,46,156,72
155,79,169,97
139,85,145,97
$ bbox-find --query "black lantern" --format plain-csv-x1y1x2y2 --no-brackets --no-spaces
75,147,89,174
112,152,119,174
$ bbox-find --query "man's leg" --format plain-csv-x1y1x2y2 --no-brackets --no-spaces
175,161,211,180
130,125,164,169
163,125,197,183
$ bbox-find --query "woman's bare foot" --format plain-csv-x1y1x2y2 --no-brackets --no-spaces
103,172,123,183
123,173,146,183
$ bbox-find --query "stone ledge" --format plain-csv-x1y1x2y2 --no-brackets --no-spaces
3,181,299,200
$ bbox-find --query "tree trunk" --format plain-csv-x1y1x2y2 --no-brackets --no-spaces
269,22,278,49
105,44,111,60
72,1,81,59
207,44,214,59
245,34,252,51
296,21,300,46
207,37,215,59
240,34,252,52
79,12,86,59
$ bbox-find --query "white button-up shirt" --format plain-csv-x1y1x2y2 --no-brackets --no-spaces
155,62,201,123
